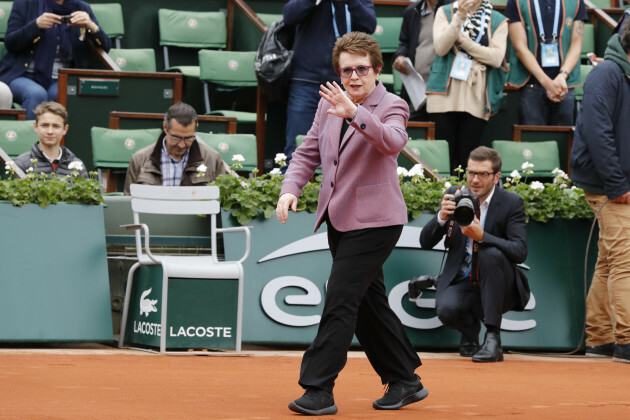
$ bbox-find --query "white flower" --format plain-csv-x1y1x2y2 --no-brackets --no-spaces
560,183,567,189
530,181,545,191
571,186,579,190
269,168,282,176
274,153,287,165
408,164,424,178
68,160,84,171
552,168,565,176
397,167,409,177
510,170,521,178
444,181,452,189
30,158,37,164
521,161,534,170
197,164,207,177
232,154,245,163
26,167,34,173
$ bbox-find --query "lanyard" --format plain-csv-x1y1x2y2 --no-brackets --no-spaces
459,10,488,44
331,1,351,38
532,0,561,42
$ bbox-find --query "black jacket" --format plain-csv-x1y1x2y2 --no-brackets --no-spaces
14,142,88,178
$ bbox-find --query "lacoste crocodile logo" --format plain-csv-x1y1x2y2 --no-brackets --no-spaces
139,288,158,317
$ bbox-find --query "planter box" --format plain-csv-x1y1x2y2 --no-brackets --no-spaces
222,210,596,351
0,202,113,342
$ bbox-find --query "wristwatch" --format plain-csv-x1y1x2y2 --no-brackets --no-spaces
559,69,569,77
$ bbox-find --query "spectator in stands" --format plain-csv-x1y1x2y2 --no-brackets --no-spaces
277,32,427,415
0,0,111,120
392,0,454,121
506,0,587,126
0,82,12,109
13,101,87,178
426,0,509,173
124,102,228,195
282,0,376,166
570,23,630,364
420,146,530,363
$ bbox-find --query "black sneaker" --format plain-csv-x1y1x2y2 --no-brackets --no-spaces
585,342,615,358
372,374,429,410
288,388,338,416
613,343,630,364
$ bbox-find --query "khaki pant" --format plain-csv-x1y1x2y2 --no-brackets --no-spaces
584,192,630,346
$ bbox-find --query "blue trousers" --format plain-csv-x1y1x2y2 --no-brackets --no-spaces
284,80,321,162
518,84,575,126
9,76,58,120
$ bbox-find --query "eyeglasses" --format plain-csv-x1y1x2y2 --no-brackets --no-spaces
338,65,372,78
167,132,196,143
466,170,496,181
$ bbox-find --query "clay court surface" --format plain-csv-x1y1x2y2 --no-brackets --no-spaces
1,346,629,419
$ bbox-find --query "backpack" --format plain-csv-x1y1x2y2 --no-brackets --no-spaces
254,19,296,104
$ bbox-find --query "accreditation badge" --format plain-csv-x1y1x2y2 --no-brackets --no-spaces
541,42,560,67
450,53,473,81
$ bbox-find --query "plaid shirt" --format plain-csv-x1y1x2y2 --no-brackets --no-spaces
160,141,190,186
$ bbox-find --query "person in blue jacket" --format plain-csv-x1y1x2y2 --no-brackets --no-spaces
282,0,376,166
570,24,630,364
0,0,111,119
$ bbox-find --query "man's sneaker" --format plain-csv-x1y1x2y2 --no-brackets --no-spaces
613,343,630,364
372,374,429,410
585,342,616,358
288,388,338,416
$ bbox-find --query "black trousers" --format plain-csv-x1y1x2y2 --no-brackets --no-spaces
435,246,518,333
432,112,487,175
298,222,421,393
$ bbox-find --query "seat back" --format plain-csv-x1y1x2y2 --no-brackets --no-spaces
0,120,38,158
574,64,593,102
158,9,227,49
197,132,257,172
130,184,220,216
492,140,560,178
91,3,124,48
198,50,257,87
400,139,451,174
373,17,402,54
257,13,282,28
0,1,13,40
91,127,161,169
108,48,157,72
580,23,595,60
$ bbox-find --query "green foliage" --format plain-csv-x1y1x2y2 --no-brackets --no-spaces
211,164,593,225
1,164,104,208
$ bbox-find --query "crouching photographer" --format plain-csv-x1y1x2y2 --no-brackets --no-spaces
419,146,530,362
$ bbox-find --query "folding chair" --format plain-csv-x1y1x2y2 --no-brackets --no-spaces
91,126,162,193
108,48,157,72
197,132,257,173
158,8,226,75
400,139,451,175
198,50,258,126
90,3,125,49
492,140,561,179
0,120,39,159
118,184,251,353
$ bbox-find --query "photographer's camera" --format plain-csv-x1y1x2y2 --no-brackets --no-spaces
60,15,72,24
449,189,479,226
408,275,437,302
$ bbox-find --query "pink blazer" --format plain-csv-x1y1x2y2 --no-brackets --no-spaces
281,82,410,232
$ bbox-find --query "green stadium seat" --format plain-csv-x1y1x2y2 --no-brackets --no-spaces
574,64,593,104
198,50,258,128
91,126,162,192
197,132,257,173
0,120,39,159
373,17,403,93
295,134,322,175
400,139,450,175
108,48,157,72
581,23,595,61
492,140,560,178
258,13,282,28
91,3,124,49
158,9,227,75
0,1,13,40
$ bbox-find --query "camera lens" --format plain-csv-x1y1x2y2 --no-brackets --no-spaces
453,198,475,226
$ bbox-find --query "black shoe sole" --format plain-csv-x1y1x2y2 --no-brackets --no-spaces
472,353,504,363
372,387,429,410
288,401,338,416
